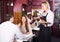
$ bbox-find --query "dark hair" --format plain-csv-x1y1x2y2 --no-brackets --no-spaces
4,14,13,21
20,15,29,32
33,11,38,17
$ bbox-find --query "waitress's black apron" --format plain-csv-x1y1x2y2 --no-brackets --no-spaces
38,13,51,42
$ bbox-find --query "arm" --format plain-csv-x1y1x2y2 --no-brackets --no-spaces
15,26,23,42
46,12,54,26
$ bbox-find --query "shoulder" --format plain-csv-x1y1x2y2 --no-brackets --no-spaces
13,25,20,30
0,21,8,26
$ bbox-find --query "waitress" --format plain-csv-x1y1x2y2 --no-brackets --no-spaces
38,1,54,42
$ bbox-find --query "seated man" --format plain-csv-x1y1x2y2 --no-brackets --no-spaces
0,14,23,42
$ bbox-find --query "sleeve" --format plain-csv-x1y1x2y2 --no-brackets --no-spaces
15,26,23,42
46,12,54,26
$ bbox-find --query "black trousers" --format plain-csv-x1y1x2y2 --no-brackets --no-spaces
38,25,51,42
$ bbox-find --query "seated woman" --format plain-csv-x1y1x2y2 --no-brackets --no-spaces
20,15,32,34
19,15,34,41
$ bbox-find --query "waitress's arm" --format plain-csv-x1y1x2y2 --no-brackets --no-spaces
46,13,54,27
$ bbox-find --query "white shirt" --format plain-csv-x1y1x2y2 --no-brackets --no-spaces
42,10,54,26
0,21,23,42
46,10,54,26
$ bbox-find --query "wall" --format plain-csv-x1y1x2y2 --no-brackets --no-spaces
26,0,48,12
13,0,54,24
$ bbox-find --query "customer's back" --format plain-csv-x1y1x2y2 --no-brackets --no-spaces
0,21,19,42
0,14,23,42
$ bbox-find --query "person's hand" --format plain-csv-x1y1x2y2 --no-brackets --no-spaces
31,23,35,28
26,32,30,34
17,23,21,27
